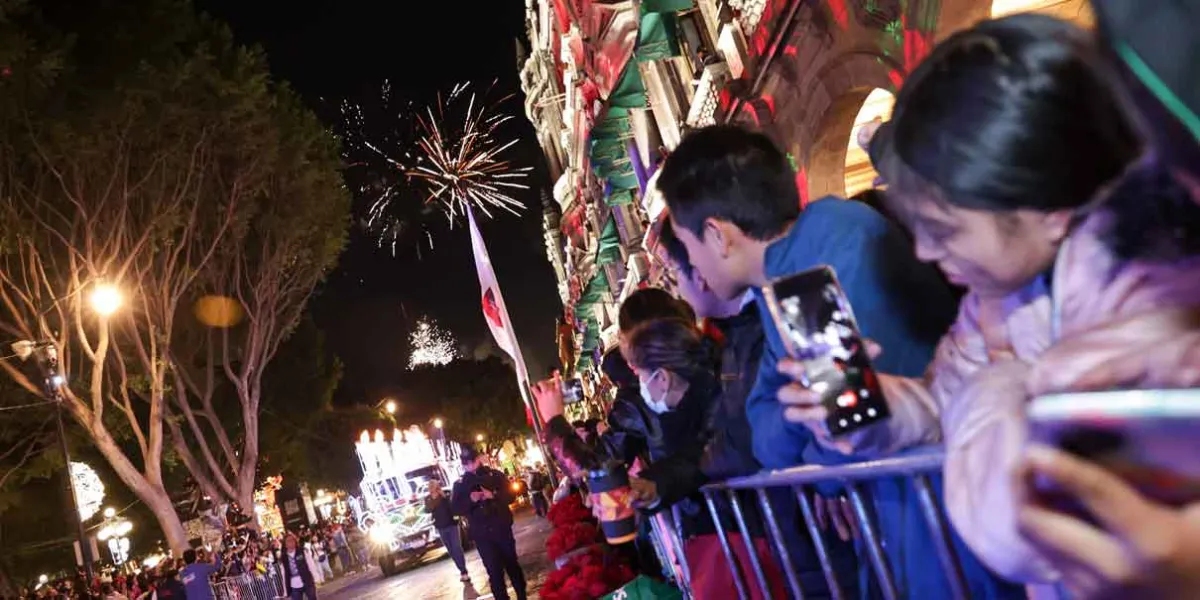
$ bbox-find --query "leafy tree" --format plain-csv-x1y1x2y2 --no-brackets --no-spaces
0,0,348,551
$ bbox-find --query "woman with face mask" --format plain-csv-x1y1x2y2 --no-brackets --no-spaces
773,13,1200,593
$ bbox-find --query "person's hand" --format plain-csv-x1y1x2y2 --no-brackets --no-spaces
776,341,881,452
814,495,860,542
531,372,566,422
1028,308,1200,395
479,487,494,500
1016,444,1200,599
595,421,609,436
630,477,659,508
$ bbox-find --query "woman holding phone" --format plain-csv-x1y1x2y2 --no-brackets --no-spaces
771,12,1200,595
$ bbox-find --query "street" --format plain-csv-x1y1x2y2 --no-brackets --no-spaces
322,509,553,600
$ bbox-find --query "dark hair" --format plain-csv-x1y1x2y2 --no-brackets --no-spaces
1102,161,1200,260
618,288,694,333
183,549,197,564
600,349,637,388
625,318,710,383
657,217,693,279
872,14,1140,215
658,125,799,241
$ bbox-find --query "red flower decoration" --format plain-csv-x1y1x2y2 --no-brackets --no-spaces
541,547,636,600
547,493,593,530
546,522,601,562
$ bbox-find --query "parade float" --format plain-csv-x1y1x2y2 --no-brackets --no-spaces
350,426,468,575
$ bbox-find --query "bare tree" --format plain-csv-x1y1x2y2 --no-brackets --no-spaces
166,91,349,516
0,7,281,552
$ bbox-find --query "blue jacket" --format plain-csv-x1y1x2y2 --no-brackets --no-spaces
746,197,1022,599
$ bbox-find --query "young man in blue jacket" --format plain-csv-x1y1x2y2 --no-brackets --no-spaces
658,125,1023,599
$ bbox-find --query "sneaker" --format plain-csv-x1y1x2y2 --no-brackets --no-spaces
460,573,470,582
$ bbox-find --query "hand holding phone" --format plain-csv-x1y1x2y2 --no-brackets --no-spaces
762,266,890,436
1027,389,1200,510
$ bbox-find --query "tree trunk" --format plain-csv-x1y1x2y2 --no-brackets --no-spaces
88,424,191,553
143,488,190,553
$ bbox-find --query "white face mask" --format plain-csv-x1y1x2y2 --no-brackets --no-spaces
639,371,672,414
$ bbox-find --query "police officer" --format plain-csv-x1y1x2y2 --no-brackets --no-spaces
451,446,526,600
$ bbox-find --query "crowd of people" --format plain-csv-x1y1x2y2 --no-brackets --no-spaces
532,7,1199,600
11,520,369,600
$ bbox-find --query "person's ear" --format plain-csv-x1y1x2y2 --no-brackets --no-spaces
704,218,735,258
1040,209,1074,245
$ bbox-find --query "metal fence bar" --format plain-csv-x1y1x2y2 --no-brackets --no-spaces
727,490,772,598
668,505,695,594
846,484,898,600
755,488,806,600
706,452,946,490
913,474,970,600
794,486,846,600
702,490,751,600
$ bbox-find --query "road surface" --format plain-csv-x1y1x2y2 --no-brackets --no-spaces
322,509,553,600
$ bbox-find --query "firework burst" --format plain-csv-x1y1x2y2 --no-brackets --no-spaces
339,80,530,256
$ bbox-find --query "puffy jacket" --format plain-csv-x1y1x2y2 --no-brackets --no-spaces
841,210,1200,590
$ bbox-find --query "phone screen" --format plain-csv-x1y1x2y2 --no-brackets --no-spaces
562,378,584,404
762,266,889,436
1029,390,1200,509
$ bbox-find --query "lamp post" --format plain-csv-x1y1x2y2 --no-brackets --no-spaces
97,507,133,566
11,281,124,582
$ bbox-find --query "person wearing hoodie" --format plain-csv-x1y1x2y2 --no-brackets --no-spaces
776,13,1200,596
658,122,1019,597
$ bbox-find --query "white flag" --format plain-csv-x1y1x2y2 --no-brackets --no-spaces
466,206,531,387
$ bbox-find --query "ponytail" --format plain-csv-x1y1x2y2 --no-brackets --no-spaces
1101,158,1200,262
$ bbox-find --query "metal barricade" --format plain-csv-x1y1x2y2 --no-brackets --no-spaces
650,449,970,600
210,565,288,600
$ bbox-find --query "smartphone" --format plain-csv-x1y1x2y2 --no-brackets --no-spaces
1028,389,1200,509
761,266,888,436
562,378,584,404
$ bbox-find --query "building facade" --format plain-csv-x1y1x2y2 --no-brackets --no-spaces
520,0,1091,377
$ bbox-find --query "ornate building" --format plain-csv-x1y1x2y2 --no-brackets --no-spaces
520,0,1091,376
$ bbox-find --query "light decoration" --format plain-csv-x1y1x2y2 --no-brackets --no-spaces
69,461,105,521
407,317,458,369
352,425,465,548
253,475,285,536
521,438,546,468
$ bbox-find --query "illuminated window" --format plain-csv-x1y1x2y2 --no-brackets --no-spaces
844,89,895,198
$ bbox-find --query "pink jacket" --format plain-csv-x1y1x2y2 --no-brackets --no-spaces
845,210,1200,586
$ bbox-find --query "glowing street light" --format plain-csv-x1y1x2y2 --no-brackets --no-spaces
103,506,116,519
475,433,485,443
384,399,397,415
89,283,123,317
433,417,444,429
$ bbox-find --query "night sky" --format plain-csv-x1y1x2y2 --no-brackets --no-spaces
194,0,561,405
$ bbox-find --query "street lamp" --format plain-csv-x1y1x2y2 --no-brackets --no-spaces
475,433,485,443
97,509,133,566
8,283,126,582
88,283,123,317
433,417,443,429
383,399,397,415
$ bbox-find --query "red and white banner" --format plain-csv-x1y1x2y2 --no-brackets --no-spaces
466,206,532,390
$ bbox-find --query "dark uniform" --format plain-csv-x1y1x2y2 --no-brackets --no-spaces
452,453,526,600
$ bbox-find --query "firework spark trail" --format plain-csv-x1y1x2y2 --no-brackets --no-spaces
339,79,530,256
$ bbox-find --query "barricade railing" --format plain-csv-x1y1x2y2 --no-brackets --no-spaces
650,448,969,600
211,564,288,600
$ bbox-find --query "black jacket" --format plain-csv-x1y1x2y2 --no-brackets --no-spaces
638,307,763,537
451,466,515,539
424,494,457,529
279,548,315,591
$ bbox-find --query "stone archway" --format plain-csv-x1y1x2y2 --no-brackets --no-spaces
789,51,898,201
